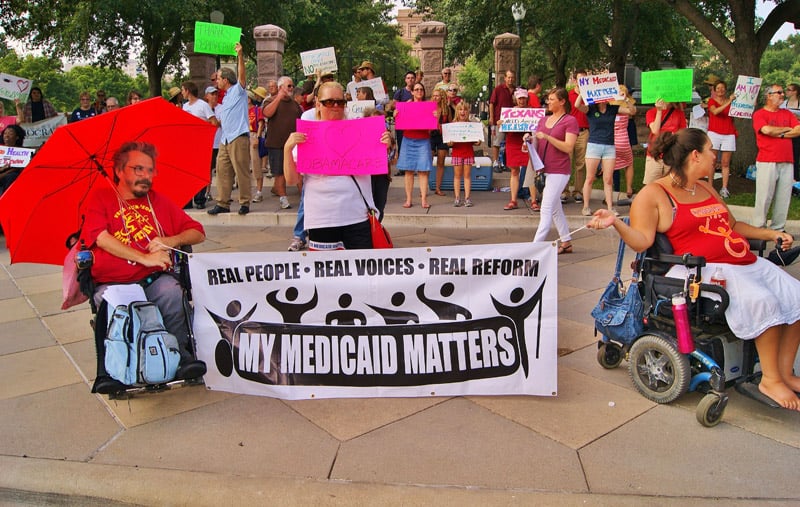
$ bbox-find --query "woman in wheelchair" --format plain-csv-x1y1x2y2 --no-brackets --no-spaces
588,128,800,411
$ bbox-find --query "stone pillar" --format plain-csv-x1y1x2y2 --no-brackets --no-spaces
186,42,217,92
254,24,287,86
493,33,520,81
418,21,446,97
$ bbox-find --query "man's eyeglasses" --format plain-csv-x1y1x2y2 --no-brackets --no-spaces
127,165,156,176
285,84,294,89
319,98,347,108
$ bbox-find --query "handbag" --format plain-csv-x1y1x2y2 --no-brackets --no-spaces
591,219,645,345
351,176,393,249
61,242,89,310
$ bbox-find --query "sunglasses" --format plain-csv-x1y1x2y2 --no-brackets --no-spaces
768,90,785,95
319,98,347,108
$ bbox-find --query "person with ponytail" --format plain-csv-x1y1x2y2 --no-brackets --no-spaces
587,128,800,411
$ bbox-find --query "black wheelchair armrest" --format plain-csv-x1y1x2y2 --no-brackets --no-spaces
654,252,707,268
748,239,766,257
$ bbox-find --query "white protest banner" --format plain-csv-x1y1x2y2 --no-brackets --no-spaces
300,47,338,76
499,108,546,132
22,114,67,148
350,77,387,103
346,100,375,119
577,73,620,105
189,242,558,400
0,146,35,168
0,72,33,102
442,121,484,143
729,75,762,119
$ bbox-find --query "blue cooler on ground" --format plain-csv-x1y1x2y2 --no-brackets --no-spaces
428,156,493,191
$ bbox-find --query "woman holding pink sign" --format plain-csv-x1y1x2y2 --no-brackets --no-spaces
396,83,433,209
283,82,392,250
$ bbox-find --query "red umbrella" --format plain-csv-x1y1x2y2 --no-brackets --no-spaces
0,98,216,265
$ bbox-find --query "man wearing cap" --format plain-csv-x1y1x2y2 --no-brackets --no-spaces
181,81,218,209
204,86,222,206
435,68,453,94
357,61,388,106
263,76,302,210
207,42,252,215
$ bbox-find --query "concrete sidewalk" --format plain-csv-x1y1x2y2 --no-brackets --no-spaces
1,185,799,506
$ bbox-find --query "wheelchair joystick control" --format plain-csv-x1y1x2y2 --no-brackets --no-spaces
672,294,695,354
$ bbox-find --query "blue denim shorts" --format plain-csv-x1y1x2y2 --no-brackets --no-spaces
586,142,616,160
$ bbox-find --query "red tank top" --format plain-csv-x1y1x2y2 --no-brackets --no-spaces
657,184,756,265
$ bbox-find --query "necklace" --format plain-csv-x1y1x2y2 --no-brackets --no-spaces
670,173,696,195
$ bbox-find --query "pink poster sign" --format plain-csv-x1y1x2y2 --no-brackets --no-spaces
395,101,437,130
0,116,16,130
295,115,387,176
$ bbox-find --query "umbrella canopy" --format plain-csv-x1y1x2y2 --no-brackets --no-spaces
0,98,216,265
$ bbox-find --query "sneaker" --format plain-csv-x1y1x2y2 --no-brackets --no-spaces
492,161,502,173
252,191,263,203
720,187,730,199
581,207,592,216
176,360,207,380
464,198,473,207
288,236,307,252
207,205,230,215
280,196,291,209
453,198,463,207
560,191,570,203
265,171,273,179
573,192,584,203
238,205,250,215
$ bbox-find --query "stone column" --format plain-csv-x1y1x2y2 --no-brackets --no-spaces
254,24,287,86
417,21,446,97
186,42,217,92
493,33,520,80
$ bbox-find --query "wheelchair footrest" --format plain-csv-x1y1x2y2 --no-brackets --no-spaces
734,380,781,409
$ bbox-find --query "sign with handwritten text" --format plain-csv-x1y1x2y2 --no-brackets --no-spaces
729,75,762,119
0,146,35,168
442,122,484,143
0,72,32,102
347,77,387,104
395,101,437,130
300,47,338,76
641,69,693,104
499,108,546,132
295,116,387,175
194,21,242,56
577,73,620,105
346,100,376,119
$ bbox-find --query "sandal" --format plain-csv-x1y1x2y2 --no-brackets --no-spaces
503,200,518,210
434,190,445,196
558,242,573,254
421,202,431,209
402,202,412,208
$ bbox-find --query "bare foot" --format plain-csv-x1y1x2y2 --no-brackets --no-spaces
783,375,800,394
759,377,800,411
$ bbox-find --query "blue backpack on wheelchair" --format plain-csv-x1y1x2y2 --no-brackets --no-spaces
105,301,182,386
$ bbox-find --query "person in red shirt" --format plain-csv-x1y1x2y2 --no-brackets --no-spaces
82,141,207,394
751,84,800,231
642,99,687,184
588,128,800,411
707,81,738,198
489,70,516,170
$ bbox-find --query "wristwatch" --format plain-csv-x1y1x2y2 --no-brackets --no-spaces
780,132,786,138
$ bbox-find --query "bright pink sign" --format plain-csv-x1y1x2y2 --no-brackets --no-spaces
395,101,437,130
295,116,387,176
0,116,16,130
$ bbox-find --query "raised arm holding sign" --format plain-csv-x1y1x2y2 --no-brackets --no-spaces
577,73,620,105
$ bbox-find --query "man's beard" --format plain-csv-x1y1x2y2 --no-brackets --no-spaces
132,179,151,198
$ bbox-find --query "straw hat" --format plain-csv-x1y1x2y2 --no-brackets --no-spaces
253,86,268,100
703,74,720,86
168,87,181,100
358,61,374,71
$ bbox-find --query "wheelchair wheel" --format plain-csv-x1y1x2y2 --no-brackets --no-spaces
597,341,624,369
696,393,727,427
628,334,691,404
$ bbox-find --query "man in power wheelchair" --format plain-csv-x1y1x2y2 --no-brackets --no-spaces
588,128,800,418
77,141,207,396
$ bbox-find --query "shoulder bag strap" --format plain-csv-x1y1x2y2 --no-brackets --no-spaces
350,175,373,215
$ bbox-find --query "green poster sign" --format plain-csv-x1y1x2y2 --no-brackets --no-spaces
194,21,241,56
640,69,694,104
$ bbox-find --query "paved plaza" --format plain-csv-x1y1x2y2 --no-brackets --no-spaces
1,186,799,505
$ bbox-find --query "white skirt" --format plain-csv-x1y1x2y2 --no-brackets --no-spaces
666,257,800,340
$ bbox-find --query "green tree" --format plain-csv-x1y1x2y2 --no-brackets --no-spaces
760,33,800,85
657,0,800,168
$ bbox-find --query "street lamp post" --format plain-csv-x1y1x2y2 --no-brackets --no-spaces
511,3,526,83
